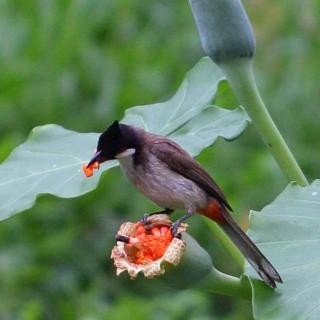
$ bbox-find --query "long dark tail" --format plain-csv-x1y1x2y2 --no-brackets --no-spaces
199,201,282,288
219,209,282,288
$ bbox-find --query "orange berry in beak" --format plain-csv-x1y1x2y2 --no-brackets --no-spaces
82,161,100,177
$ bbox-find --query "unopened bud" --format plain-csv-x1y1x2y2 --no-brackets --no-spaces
189,0,255,63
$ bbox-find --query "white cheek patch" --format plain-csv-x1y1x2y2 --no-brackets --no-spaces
115,148,136,159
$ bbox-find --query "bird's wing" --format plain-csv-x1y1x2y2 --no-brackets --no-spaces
150,139,232,211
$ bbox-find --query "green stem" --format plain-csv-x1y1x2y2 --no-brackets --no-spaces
204,218,244,268
197,267,251,300
219,58,308,186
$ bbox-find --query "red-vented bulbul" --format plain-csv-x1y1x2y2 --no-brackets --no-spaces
88,120,282,288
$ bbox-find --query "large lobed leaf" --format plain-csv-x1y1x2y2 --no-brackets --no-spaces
246,180,320,320
122,57,224,136
0,57,250,221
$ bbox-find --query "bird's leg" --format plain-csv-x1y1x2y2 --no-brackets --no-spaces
141,208,174,225
170,210,193,237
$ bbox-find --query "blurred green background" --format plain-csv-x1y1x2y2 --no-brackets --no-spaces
0,0,319,319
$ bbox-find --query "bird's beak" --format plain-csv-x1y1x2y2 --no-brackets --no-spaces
87,150,105,168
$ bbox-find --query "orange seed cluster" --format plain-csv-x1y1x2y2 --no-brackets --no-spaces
127,223,173,265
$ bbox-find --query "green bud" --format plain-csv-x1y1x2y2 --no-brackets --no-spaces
189,0,255,63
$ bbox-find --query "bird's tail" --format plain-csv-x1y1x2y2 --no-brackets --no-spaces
199,201,282,288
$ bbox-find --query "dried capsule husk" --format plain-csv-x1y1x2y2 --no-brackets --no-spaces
111,214,214,290
111,214,187,279
189,0,255,63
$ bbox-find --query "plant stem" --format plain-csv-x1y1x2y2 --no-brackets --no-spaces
219,58,308,186
197,267,251,300
204,218,244,268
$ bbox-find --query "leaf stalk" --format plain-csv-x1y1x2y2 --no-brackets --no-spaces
197,267,251,300
220,58,308,186
204,218,244,268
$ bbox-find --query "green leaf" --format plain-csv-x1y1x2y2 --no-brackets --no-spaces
170,106,249,156
0,57,250,221
245,180,320,320
0,125,114,221
122,57,224,136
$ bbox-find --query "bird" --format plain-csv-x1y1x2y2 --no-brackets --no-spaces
87,120,282,288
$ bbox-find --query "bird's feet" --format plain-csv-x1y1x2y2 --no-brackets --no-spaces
140,213,151,225
170,211,193,238
170,221,182,238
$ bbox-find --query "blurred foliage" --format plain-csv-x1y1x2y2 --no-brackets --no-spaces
0,0,319,319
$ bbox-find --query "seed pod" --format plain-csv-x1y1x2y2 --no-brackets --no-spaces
111,214,213,289
111,215,187,279
189,0,255,63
